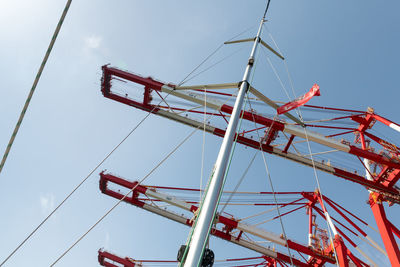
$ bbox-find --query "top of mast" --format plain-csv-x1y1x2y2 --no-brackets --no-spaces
263,0,272,20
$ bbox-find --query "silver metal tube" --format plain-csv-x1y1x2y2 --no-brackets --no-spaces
183,19,265,267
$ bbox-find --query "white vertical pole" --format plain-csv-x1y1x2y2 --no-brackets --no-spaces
183,19,265,267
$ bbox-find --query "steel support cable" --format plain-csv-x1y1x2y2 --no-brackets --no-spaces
215,94,250,209
182,5,271,263
292,101,341,265
178,44,224,86
315,203,384,258
179,22,269,260
260,47,292,102
2,27,236,264
50,125,201,266
217,27,277,214
0,97,168,267
263,25,297,103
181,29,274,259
217,56,264,211
296,250,309,263
206,28,293,266
179,24,257,86
358,235,387,257
237,206,280,223
179,91,251,267
285,80,342,265
2,74,194,266
262,27,343,265
263,28,364,180
181,46,248,86
199,27,279,255
178,91,240,266
248,110,294,266
219,151,258,214
270,32,342,265
244,26,295,264
253,204,307,227
200,88,207,201
0,0,72,174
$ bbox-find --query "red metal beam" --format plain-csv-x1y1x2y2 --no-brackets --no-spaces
323,196,369,227
282,135,294,154
100,65,400,201
375,165,390,184
333,235,349,267
389,220,400,240
369,193,400,266
98,249,136,267
324,197,368,238
384,169,400,188
99,173,332,266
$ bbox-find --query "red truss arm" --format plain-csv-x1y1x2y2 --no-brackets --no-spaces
98,249,136,267
369,193,400,266
98,249,282,267
356,113,400,266
99,172,386,267
99,172,328,267
355,113,400,189
100,65,400,203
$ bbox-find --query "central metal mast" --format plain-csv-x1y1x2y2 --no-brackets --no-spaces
183,17,266,267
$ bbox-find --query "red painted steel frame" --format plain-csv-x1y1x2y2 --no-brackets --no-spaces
99,172,333,266
100,65,400,203
333,235,349,267
357,116,400,266
100,66,400,265
98,172,383,266
316,193,349,267
301,192,374,267
98,249,136,267
369,194,400,266
98,250,284,267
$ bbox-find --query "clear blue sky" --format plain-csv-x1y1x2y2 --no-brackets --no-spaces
0,0,399,266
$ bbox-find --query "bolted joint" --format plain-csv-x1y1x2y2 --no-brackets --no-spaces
369,192,383,206
248,57,254,66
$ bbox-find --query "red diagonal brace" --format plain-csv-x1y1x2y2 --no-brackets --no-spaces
369,193,400,266
389,220,400,240
384,169,400,188
283,135,295,154
333,235,349,267
98,249,136,267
